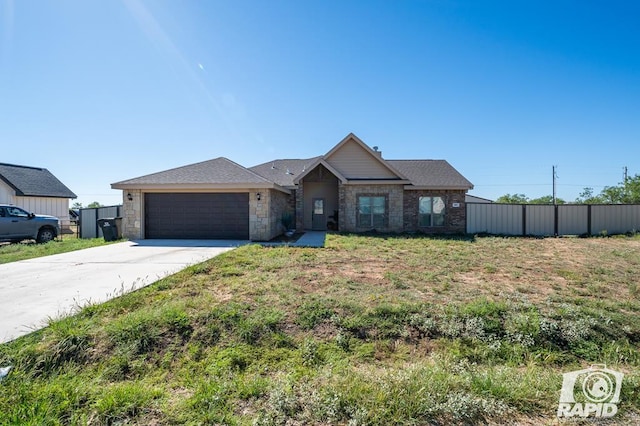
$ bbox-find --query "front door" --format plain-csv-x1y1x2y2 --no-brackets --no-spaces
312,198,326,230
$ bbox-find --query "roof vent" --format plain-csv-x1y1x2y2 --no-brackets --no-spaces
373,146,379,151
271,162,276,169
286,168,293,175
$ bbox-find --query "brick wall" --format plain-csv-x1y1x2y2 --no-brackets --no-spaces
339,184,404,232
403,190,466,234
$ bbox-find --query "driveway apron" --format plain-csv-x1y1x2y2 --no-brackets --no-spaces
0,240,245,343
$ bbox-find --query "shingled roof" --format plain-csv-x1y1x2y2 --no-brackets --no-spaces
112,138,472,192
388,160,473,190
0,163,76,198
249,157,321,187
112,157,280,189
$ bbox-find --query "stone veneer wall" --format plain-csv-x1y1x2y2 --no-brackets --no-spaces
403,190,466,234
269,189,294,239
339,184,404,233
250,189,294,241
295,186,304,231
121,189,143,240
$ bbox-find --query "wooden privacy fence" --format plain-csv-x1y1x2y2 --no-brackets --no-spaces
467,203,640,236
79,205,123,239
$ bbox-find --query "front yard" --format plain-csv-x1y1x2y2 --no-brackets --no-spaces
0,234,639,424
0,238,113,264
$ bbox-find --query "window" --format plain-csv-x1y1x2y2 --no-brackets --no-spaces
358,196,386,228
419,196,445,227
7,206,29,218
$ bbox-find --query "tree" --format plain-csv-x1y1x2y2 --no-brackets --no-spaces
496,193,529,204
72,201,83,209
574,174,640,204
529,195,565,204
497,193,567,204
625,174,640,202
575,187,605,204
87,201,103,208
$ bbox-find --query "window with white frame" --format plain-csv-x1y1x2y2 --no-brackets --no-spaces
419,196,445,227
358,195,386,228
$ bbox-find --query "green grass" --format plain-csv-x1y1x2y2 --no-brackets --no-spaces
0,238,114,264
1,234,640,424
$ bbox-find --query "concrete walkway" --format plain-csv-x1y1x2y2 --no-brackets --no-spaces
260,231,327,248
291,231,327,247
0,239,246,343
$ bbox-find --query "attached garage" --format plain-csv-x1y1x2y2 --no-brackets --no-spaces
145,193,249,239
112,157,294,241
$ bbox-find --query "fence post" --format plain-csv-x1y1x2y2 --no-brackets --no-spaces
587,204,592,236
522,204,527,236
554,205,559,236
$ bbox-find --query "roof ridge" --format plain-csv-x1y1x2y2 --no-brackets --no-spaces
0,162,45,171
387,159,445,162
249,156,321,167
219,157,272,183
114,157,246,183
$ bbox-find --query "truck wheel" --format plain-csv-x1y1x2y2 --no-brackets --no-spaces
37,227,56,243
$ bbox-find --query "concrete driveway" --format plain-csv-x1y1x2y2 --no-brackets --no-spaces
0,239,247,343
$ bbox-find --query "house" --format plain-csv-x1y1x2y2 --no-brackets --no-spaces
0,163,77,228
111,133,473,241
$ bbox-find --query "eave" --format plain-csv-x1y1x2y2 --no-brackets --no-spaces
111,182,291,194
404,185,474,191
345,179,412,185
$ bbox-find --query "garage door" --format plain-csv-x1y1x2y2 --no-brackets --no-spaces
145,193,249,239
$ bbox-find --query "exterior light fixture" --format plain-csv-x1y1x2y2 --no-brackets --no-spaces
256,192,261,201
127,193,133,201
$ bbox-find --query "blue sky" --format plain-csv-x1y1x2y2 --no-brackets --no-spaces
1,0,639,206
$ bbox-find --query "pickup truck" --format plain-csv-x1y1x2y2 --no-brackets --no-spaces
0,204,60,243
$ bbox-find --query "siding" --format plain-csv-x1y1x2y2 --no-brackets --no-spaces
326,140,398,179
1,181,71,227
15,196,70,228
466,203,523,235
591,205,640,235
525,205,555,236
467,203,640,236
0,181,13,204
558,205,588,235
80,205,123,239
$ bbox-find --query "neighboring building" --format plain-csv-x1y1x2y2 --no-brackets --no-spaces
112,133,473,241
465,194,494,203
0,163,77,228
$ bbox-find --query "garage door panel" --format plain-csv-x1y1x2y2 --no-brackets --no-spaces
145,193,249,239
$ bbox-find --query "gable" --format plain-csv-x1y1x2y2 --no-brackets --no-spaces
0,180,15,204
325,136,401,180
0,163,76,198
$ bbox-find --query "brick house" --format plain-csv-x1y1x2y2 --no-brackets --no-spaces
111,133,473,241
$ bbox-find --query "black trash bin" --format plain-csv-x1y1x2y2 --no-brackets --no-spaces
97,218,121,241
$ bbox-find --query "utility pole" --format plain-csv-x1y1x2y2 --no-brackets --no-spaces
552,165,558,205
624,166,628,182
